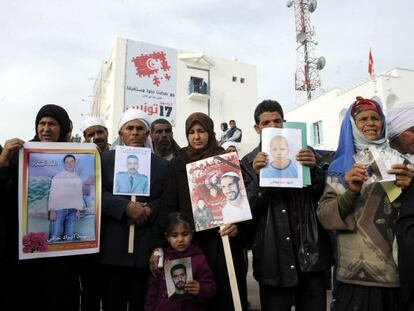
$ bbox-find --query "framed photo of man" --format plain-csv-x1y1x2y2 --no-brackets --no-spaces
18,142,101,260
164,257,194,300
113,145,151,196
186,152,251,231
260,127,304,188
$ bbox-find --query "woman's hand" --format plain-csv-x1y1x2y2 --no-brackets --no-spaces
388,163,414,189
0,138,24,167
344,163,367,194
185,280,200,295
296,149,316,168
252,152,268,174
220,224,238,237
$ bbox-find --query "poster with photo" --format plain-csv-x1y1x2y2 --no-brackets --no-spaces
18,142,101,260
186,152,251,231
164,257,193,300
260,127,304,188
113,145,151,196
125,39,177,125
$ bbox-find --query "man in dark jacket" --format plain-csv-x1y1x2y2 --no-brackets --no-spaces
240,100,333,311
99,108,168,311
225,120,242,143
387,102,414,311
150,118,181,161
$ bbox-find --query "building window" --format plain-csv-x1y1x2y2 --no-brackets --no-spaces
232,76,237,82
311,120,324,145
240,77,245,83
189,77,208,94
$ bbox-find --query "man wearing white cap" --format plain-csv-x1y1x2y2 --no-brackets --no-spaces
387,102,414,311
387,102,414,160
82,116,109,153
220,171,251,224
99,108,169,311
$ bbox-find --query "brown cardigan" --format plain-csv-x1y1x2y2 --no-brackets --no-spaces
317,176,400,288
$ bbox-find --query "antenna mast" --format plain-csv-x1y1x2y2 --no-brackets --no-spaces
287,0,325,100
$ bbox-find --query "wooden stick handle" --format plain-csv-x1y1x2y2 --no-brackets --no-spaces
128,195,136,253
221,227,242,311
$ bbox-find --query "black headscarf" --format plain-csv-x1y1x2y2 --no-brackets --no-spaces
32,104,71,142
184,112,224,161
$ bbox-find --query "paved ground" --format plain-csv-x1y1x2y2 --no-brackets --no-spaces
246,251,261,310
245,251,332,311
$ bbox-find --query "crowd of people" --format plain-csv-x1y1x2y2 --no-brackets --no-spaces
0,97,414,311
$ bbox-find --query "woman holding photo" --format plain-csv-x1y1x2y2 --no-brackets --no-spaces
0,104,80,310
317,96,413,311
158,112,248,311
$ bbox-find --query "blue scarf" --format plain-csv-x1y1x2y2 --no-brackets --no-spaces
327,103,387,188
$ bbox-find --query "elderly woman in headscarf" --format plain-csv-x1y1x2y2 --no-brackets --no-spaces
317,97,413,311
0,104,80,311
161,112,248,310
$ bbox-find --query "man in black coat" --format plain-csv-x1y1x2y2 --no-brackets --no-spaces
99,108,168,311
387,102,414,311
240,100,333,311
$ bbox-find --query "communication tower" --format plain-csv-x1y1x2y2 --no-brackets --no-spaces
287,0,325,100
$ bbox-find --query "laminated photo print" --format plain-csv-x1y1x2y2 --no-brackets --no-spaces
18,142,101,260
164,257,193,300
113,145,151,196
353,146,405,184
186,152,252,231
260,127,304,188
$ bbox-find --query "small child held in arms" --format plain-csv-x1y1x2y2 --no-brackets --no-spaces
145,212,217,311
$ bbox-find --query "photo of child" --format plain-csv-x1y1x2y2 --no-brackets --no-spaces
261,135,298,178
260,127,304,188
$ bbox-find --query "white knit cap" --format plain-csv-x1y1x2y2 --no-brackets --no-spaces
221,170,240,180
387,102,414,140
118,108,151,131
221,141,241,152
82,116,106,131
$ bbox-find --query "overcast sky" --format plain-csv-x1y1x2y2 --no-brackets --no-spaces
1,0,413,144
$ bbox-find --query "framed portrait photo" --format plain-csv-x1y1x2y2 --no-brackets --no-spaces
186,152,251,231
18,142,101,260
113,145,151,196
164,257,193,300
260,127,304,188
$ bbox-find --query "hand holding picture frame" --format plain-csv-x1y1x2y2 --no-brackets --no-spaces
260,127,304,188
18,142,101,260
164,257,194,300
186,152,252,231
113,145,152,253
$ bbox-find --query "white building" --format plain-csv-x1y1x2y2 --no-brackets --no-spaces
285,68,414,151
91,38,257,151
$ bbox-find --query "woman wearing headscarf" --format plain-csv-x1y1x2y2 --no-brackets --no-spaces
317,97,413,311
0,104,80,311
160,112,248,311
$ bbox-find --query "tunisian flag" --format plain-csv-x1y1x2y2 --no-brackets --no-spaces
368,49,374,76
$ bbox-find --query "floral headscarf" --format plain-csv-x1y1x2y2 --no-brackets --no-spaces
328,97,387,187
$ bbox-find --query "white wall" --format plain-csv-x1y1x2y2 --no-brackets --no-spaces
285,68,414,151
